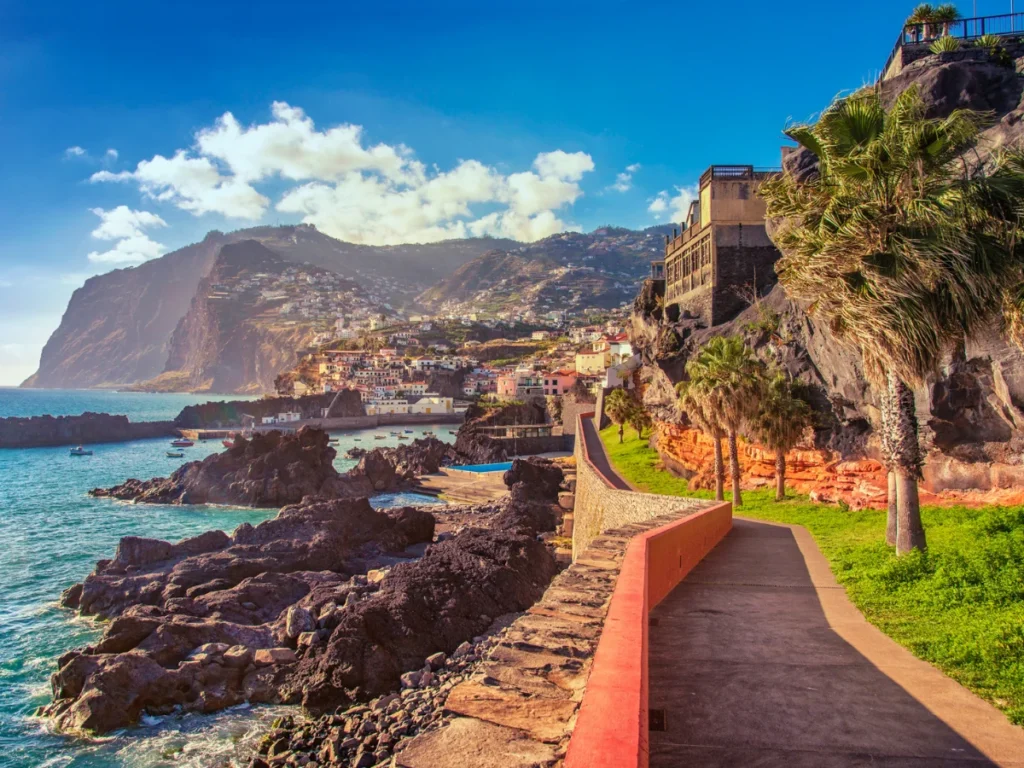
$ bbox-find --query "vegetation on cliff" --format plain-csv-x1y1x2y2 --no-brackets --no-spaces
760,85,1024,551
599,424,1024,725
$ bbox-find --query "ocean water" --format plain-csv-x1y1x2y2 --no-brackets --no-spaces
0,390,449,768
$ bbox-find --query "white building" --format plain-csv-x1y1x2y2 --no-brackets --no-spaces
409,395,454,415
366,399,410,415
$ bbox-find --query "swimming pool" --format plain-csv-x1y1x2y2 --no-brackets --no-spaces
451,461,514,473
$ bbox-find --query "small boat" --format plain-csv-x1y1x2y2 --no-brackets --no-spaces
328,438,340,444
448,430,458,435
353,438,362,442
397,434,408,440
404,430,413,433
69,446,92,456
374,435,387,440
423,431,435,437
171,439,194,448
166,450,184,458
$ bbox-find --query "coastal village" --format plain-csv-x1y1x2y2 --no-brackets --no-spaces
7,4,1024,768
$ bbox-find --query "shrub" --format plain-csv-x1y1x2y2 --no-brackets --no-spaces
930,35,961,53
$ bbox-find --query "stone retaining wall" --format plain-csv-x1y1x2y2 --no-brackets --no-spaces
572,416,710,558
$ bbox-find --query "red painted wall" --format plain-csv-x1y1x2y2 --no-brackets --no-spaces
564,502,732,768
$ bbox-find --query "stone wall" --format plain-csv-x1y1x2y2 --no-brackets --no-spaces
711,224,780,325
572,418,711,558
495,434,573,456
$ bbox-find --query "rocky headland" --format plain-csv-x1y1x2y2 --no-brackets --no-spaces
173,391,365,430
89,428,454,507
453,401,550,464
43,457,567,748
0,412,177,449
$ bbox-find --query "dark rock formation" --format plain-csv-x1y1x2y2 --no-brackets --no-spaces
89,430,459,507
504,456,563,504
173,390,364,429
453,401,549,464
90,428,355,506
43,491,558,736
0,412,177,449
44,496,436,734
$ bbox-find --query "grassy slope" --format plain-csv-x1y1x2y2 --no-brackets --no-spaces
600,425,1024,725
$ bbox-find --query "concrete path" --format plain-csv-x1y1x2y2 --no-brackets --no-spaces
648,518,1024,767
579,417,635,491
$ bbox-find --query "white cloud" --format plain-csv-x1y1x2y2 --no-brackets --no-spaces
649,184,698,223
87,206,168,265
609,163,641,193
87,102,596,244
105,148,119,161
64,146,87,158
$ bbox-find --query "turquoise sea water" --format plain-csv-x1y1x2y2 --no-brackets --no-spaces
0,390,449,768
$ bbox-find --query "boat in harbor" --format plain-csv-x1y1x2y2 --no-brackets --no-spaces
170,438,194,448
404,429,413,433
374,435,387,440
397,434,408,439
69,446,92,456
166,450,184,458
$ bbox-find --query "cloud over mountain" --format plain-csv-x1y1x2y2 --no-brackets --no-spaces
87,206,167,265
89,101,596,246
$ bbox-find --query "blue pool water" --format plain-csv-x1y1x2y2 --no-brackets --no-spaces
452,461,514,473
0,389,450,767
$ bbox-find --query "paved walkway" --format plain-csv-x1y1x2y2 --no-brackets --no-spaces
648,518,1024,767
579,418,634,491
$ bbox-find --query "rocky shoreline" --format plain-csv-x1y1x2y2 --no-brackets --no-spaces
43,455,568,751
89,429,455,507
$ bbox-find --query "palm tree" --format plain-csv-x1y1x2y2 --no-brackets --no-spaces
629,406,652,440
680,336,763,507
604,388,634,443
751,372,813,502
907,3,936,41
760,86,1024,553
676,380,726,501
932,3,961,36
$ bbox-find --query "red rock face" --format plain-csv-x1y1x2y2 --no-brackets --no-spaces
654,423,1024,509
654,422,889,510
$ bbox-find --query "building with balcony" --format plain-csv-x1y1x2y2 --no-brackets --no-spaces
662,165,780,326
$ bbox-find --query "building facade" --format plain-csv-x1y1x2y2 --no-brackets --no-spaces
663,165,780,326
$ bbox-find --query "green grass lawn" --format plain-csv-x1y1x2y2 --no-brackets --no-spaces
600,425,1024,725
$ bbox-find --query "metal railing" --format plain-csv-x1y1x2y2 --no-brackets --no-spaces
881,11,1024,80
698,165,781,187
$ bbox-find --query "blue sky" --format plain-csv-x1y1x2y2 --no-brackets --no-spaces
0,0,1011,384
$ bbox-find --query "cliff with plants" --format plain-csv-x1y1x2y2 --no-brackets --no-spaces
631,46,1024,509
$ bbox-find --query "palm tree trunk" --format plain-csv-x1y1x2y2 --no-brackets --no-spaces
879,374,898,547
618,424,623,443
886,471,898,546
713,435,725,502
887,372,927,554
728,429,742,507
775,450,786,502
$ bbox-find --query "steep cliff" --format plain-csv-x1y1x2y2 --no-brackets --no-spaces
147,241,347,394
24,226,513,391
23,234,229,389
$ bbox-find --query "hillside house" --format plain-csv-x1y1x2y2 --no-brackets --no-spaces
663,165,780,325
